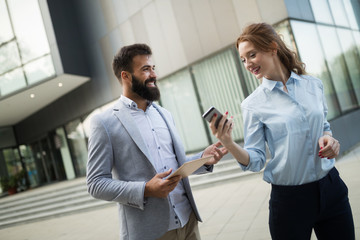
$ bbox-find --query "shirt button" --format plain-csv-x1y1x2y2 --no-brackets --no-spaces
152,129,154,131
173,205,175,208
175,221,179,224
164,166,167,169
158,147,160,149
175,216,178,219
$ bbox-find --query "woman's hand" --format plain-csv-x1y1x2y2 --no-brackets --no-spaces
209,111,234,147
318,135,340,159
209,111,250,166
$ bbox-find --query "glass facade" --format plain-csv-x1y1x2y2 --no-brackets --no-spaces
0,125,87,193
55,127,76,180
0,148,25,192
19,145,39,188
309,0,334,24
337,28,360,103
65,120,88,177
288,0,360,119
192,49,247,143
2,148,22,176
158,48,258,152
156,0,360,152
318,25,357,112
0,98,123,193
0,0,55,97
157,69,209,151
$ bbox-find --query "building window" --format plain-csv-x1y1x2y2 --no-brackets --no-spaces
158,69,209,152
353,31,360,57
0,0,13,43
2,148,22,177
336,27,360,104
343,0,359,30
290,20,341,120
0,41,21,75
309,0,334,25
192,48,246,142
290,0,360,118
54,128,75,180
0,68,27,96
0,0,55,97
65,119,88,177
317,24,358,112
24,55,55,84
19,145,39,188
7,0,51,63
328,0,350,27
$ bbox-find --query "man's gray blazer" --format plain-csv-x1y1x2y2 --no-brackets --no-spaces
87,99,212,240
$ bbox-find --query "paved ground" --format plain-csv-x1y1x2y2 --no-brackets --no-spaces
0,144,359,240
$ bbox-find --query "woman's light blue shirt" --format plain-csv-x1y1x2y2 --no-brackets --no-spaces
240,72,334,185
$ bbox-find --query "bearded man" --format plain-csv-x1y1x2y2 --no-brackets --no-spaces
86,44,227,240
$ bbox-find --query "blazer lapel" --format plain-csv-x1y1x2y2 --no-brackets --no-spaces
112,101,153,163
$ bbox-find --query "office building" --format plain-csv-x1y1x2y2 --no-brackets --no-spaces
0,0,359,192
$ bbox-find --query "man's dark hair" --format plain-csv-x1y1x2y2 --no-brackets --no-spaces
112,43,152,80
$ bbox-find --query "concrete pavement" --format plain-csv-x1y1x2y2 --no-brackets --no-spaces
0,144,359,240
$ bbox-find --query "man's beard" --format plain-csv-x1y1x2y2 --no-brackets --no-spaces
131,74,160,101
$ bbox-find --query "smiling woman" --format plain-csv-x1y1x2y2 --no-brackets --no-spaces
206,22,355,240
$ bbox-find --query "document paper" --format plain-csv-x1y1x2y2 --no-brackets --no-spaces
168,155,213,178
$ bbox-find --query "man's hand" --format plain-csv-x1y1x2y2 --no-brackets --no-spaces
203,141,228,165
144,169,182,198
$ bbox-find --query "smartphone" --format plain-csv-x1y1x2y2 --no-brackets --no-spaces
202,106,223,128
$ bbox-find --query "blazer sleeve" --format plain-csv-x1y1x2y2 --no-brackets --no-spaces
86,114,146,210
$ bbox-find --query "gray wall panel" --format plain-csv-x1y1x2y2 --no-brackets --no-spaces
0,127,16,148
47,0,89,76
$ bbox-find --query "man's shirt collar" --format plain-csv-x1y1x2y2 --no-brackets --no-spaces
120,95,152,110
120,95,138,109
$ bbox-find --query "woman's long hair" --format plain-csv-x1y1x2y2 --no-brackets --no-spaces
236,22,306,75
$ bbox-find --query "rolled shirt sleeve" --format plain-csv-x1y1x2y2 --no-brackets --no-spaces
240,106,267,172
